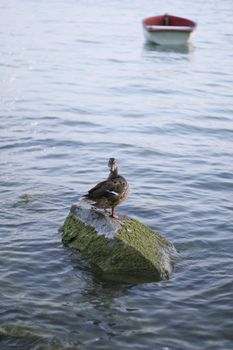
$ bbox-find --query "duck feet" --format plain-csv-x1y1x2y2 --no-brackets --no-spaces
110,207,118,219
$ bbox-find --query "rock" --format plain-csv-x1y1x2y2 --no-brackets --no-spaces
62,202,177,283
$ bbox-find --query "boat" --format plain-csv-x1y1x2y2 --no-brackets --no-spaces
143,14,197,46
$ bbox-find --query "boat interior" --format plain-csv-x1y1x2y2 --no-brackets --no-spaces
143,14,196,28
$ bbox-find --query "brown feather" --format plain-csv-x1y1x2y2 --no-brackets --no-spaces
84,158,129,217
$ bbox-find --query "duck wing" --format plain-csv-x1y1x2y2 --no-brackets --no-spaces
86,176,128,200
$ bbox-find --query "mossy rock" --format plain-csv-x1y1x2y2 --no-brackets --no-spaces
62,203,177,283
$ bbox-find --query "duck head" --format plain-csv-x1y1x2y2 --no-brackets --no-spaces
108,158,118,177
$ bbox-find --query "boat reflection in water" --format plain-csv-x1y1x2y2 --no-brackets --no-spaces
143,41,193,55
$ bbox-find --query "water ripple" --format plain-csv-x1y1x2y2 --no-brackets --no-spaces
1,0,233,349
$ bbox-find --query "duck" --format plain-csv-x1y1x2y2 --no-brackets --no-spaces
83,158,129,218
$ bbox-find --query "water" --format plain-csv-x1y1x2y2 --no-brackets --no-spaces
1,0,233,349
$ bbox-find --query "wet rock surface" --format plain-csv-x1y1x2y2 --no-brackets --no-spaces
62,203,177,283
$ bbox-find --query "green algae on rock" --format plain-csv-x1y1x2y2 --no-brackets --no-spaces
62,203,177,282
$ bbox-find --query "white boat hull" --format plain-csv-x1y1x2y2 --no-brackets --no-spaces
144,27,193,45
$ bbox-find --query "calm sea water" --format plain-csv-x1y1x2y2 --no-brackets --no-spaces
1,0,233,349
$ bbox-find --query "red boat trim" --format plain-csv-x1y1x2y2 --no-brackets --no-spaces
142,14,197,33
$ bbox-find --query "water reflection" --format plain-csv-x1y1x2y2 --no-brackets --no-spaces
143,42,193,55
81,277,132,307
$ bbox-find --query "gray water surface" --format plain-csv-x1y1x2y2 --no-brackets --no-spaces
1,0,233,349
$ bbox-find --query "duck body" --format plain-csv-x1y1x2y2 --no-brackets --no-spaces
84,158,129,218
